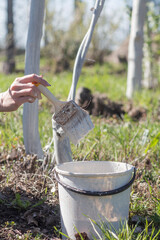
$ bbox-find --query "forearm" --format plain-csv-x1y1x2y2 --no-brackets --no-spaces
0,90,23,112
0,92,5,112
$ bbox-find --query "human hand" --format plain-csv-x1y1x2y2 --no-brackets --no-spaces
0,74,51,112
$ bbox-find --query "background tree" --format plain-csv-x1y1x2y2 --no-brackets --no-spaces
126,0,147,99
42,0,87,73
3,0,15,74
44,0,54,47
42,0,123,72
143,0,160,88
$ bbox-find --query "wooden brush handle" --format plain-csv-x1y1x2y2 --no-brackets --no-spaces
37,84,60,105
34,84,66,113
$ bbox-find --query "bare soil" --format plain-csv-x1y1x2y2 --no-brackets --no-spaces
0,149,61,240
76,87,147,121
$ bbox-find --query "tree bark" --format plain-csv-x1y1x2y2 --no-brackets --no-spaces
3,0,15,74
126,0,147,99
23,0,45,158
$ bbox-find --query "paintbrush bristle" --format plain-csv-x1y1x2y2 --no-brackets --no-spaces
53,101,94,145
64,108,94,145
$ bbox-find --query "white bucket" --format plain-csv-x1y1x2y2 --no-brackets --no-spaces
54,161,136,239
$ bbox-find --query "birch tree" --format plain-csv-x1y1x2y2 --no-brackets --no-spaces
23,0,45,158
126,0,147,99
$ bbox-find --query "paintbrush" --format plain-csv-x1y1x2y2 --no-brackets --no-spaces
36,84,94,145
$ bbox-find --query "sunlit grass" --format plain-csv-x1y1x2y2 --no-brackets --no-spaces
0,58,160,238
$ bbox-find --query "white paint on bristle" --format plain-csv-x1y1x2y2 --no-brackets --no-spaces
53,100,94,145
62,109,94,145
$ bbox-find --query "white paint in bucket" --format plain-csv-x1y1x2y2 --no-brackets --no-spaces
54,161,135,239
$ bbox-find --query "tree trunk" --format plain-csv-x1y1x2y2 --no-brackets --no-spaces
23,0,45,158
143,14,154,89
3,0,15,74
126,0,147,99
52,0,105,165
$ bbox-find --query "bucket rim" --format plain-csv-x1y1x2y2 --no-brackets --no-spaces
55,161,135,178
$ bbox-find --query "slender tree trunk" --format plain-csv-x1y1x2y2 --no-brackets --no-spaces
23,0,45,158
143,6,154,89
126,0,147,99
3,0,15,74
51,0,105,166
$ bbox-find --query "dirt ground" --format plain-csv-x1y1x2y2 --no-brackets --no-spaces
0,150,61,240
76,87,147,121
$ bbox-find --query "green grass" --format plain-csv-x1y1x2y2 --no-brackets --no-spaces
88,218,160,240
0,59,160,239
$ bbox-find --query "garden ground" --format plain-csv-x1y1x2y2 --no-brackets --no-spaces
0,62,160,239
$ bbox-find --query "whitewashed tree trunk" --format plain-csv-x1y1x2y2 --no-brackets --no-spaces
126,0,147,99
52,0,105,165
68,0,105,100
23,0,45,158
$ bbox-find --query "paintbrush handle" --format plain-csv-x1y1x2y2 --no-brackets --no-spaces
37,84,58,103
37,84,63,111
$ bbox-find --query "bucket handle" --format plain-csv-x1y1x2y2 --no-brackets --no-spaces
54,168,136,196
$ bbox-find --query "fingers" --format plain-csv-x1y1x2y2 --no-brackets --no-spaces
10,83,33,91
7,74,50,110
10,88,42,100
10,84,42,100
10,74,49,101
15,96,37,107
16,74,51,86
